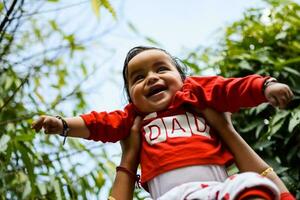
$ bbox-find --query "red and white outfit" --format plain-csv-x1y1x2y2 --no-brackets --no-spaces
81,75,283,199
157,172,279,200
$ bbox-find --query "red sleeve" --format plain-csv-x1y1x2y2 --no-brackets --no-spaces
183,75,269,112
280,192,296,200
80,104,135,143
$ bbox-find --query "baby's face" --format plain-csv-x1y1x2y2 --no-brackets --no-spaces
127,49,183,113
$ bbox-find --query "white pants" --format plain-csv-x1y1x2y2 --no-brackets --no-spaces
157,172,280,200
148,165,228,199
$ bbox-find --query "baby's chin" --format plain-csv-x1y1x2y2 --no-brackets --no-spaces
137,101,171,114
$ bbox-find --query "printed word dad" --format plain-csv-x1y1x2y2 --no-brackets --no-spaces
143,112,210,145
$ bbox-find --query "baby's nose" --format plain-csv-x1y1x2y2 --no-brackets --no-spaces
146,73,159,85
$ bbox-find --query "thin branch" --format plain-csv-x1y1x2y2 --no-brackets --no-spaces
11,0,89,20
0,49,114,125
10,20,118,66
0,70,30,113
0,0,24,58
46,144,103,163
3,144,106,176
0,0,18,33
49,51,115,109
0,113,37,126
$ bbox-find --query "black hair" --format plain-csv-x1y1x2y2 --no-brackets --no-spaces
122,46,187,102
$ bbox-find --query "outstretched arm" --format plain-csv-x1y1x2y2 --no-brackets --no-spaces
32,115,90,138
202,108,289,193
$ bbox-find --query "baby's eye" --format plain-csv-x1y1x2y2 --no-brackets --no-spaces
133,75,144,83
157,66,169,73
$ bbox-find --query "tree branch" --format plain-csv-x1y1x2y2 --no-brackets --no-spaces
11,0,89,20
0,0,24,58
0,0,18,33
0,71,30,113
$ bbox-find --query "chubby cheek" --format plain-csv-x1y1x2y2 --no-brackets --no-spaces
129,86,144,105
170,78,184,93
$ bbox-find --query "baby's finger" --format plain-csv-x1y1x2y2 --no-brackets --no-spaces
287,89,294,101
277,95,288,109
32,116,46,131
268,96,278,107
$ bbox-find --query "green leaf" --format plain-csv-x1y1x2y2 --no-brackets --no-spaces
91,0,101,17
283,67,300,77
288,109,300,132
238,60,252,70
34,90,45,103
51,176,62,200
22,180,32,199
0,3,4,13
268,118,285,136
34,27,43,42
271,110,289,125
182,60,200,73
239,119,262,132
95,171,105,188
17,142,36,196
127,22,139,34
37,183,47,196
101,0,117,19
0,135,10,153
49,20,59,31
145,37,160,46
253,140,275,150
14,133,35,141
4,77,14,90
80,62,87,76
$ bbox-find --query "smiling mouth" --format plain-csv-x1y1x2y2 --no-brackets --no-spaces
147,85,168,97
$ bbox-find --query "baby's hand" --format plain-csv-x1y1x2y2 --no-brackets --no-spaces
264,81,294,109
32,115,63,134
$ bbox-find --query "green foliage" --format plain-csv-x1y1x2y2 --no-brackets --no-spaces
0,0,131,199
189,0,300,197
91,0,117,19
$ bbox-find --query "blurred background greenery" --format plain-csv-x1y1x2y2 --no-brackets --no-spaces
0,0,299,199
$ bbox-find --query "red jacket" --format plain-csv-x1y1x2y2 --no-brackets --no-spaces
81,75,268,183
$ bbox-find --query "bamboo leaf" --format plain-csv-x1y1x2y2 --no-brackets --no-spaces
127,22,139,34
37,183,47,196
91,0,101,17
101,0,117,19
14,133,35,141
145,36,160,46
283,66,300,77
22,180,32,199
288,109,300,132
0,3,3,13
95,171,105,188
34,90,45,103
51,176,62,200
80,62,87,76
0,135,10,153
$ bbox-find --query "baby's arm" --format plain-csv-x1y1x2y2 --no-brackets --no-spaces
32,115,90,138
202,108,289,193
192,75,294,111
